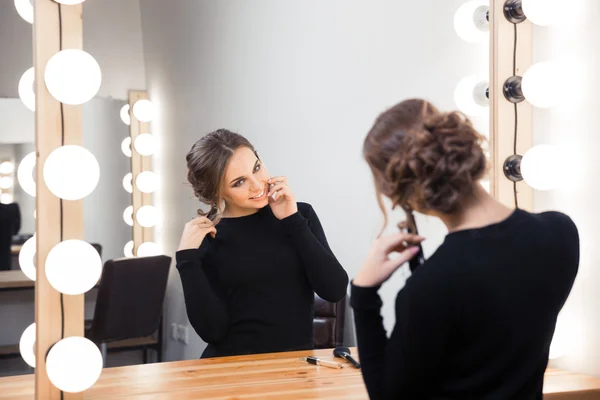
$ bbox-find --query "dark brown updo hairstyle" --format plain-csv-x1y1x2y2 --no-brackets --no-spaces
186,129,256,224
363,98,488,231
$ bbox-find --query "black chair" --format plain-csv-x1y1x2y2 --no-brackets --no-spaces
85,255,171,366
313,293,346,349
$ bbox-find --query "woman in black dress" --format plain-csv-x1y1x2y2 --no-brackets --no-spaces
351,99,579,399
176,129,348,358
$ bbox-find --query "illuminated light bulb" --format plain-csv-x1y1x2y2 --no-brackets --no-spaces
522,61,560,109
19,323,36,368
18,67,35,111
0,161,15,174
455,75,489,116
14,0,33,24
46,337,103,393
43,146,100,200
138,242,160,257
120,105,131,126
0,177,14,189
17,152,36,197
134,134,156,156
121,137,132,158
135,171,157,193
124,241,134,258
520,145,561,191
46,240,102,295
136,205,158,228
1,194,14,204
132,99,154,122
44,49,102,105
522,0,560,26
122,173,133,193
454,0,489,43
19,235,36,281
123,206,133,226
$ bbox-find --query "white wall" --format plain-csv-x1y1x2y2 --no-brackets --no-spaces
82,98,132,263
0,0,146,100
139,0,487,361
531,0,600,378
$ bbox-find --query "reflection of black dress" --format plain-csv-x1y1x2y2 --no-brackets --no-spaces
0,203,21,271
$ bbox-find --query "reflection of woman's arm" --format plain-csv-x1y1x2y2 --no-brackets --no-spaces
176,249,229,344
280,203,349,302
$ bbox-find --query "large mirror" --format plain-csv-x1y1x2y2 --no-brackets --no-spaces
0,95,132,376
0,0,491,376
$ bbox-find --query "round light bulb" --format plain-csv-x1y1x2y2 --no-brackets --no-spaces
522,61,560,109
1,194,14,204
454,75,489,116
19,323,36,368
14,0,33,24
121,137,132,158
135,171,157,193
19,235,36,281
54,0,87,5
124,241,134,258
123,206,134,226
521,145,561,191
0,161,15,174
132,99,154,122
120,104,131,126
122,173,133,194
46,336,103,393
136,205,158,228
0,177,14,190
46,240,102,295
453,1,489,43
522,0,560,26
137,242,160,257
17,152,36,197
134,134,156,156
18,67,35,112
43,146,100,201
44,49,102,105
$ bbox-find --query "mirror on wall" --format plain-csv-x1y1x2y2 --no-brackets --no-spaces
0,97,132,377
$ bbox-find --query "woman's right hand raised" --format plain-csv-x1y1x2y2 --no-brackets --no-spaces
177,216,217,251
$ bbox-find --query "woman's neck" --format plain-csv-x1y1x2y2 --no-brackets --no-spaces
437,184,515,233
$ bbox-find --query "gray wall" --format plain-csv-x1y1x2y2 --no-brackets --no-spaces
82,98,132,263
139,0,488,361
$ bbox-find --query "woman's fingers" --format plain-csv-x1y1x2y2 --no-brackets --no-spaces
379,232,425,253
382,246,421,271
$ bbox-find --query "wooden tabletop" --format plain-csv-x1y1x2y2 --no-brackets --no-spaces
0,270,33,290
0,348,599,399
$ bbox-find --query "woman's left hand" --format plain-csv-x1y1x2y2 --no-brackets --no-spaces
353,232,426,287
267,176,298,220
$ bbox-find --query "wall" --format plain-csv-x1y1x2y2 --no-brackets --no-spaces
0,0,146,100
82,98,132,263
531,0,600,377
139,0,488,361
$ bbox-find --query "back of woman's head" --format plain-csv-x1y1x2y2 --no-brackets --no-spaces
186,129,255,222
364,98,487,217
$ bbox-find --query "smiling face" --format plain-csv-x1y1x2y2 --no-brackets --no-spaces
221,146,270,217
